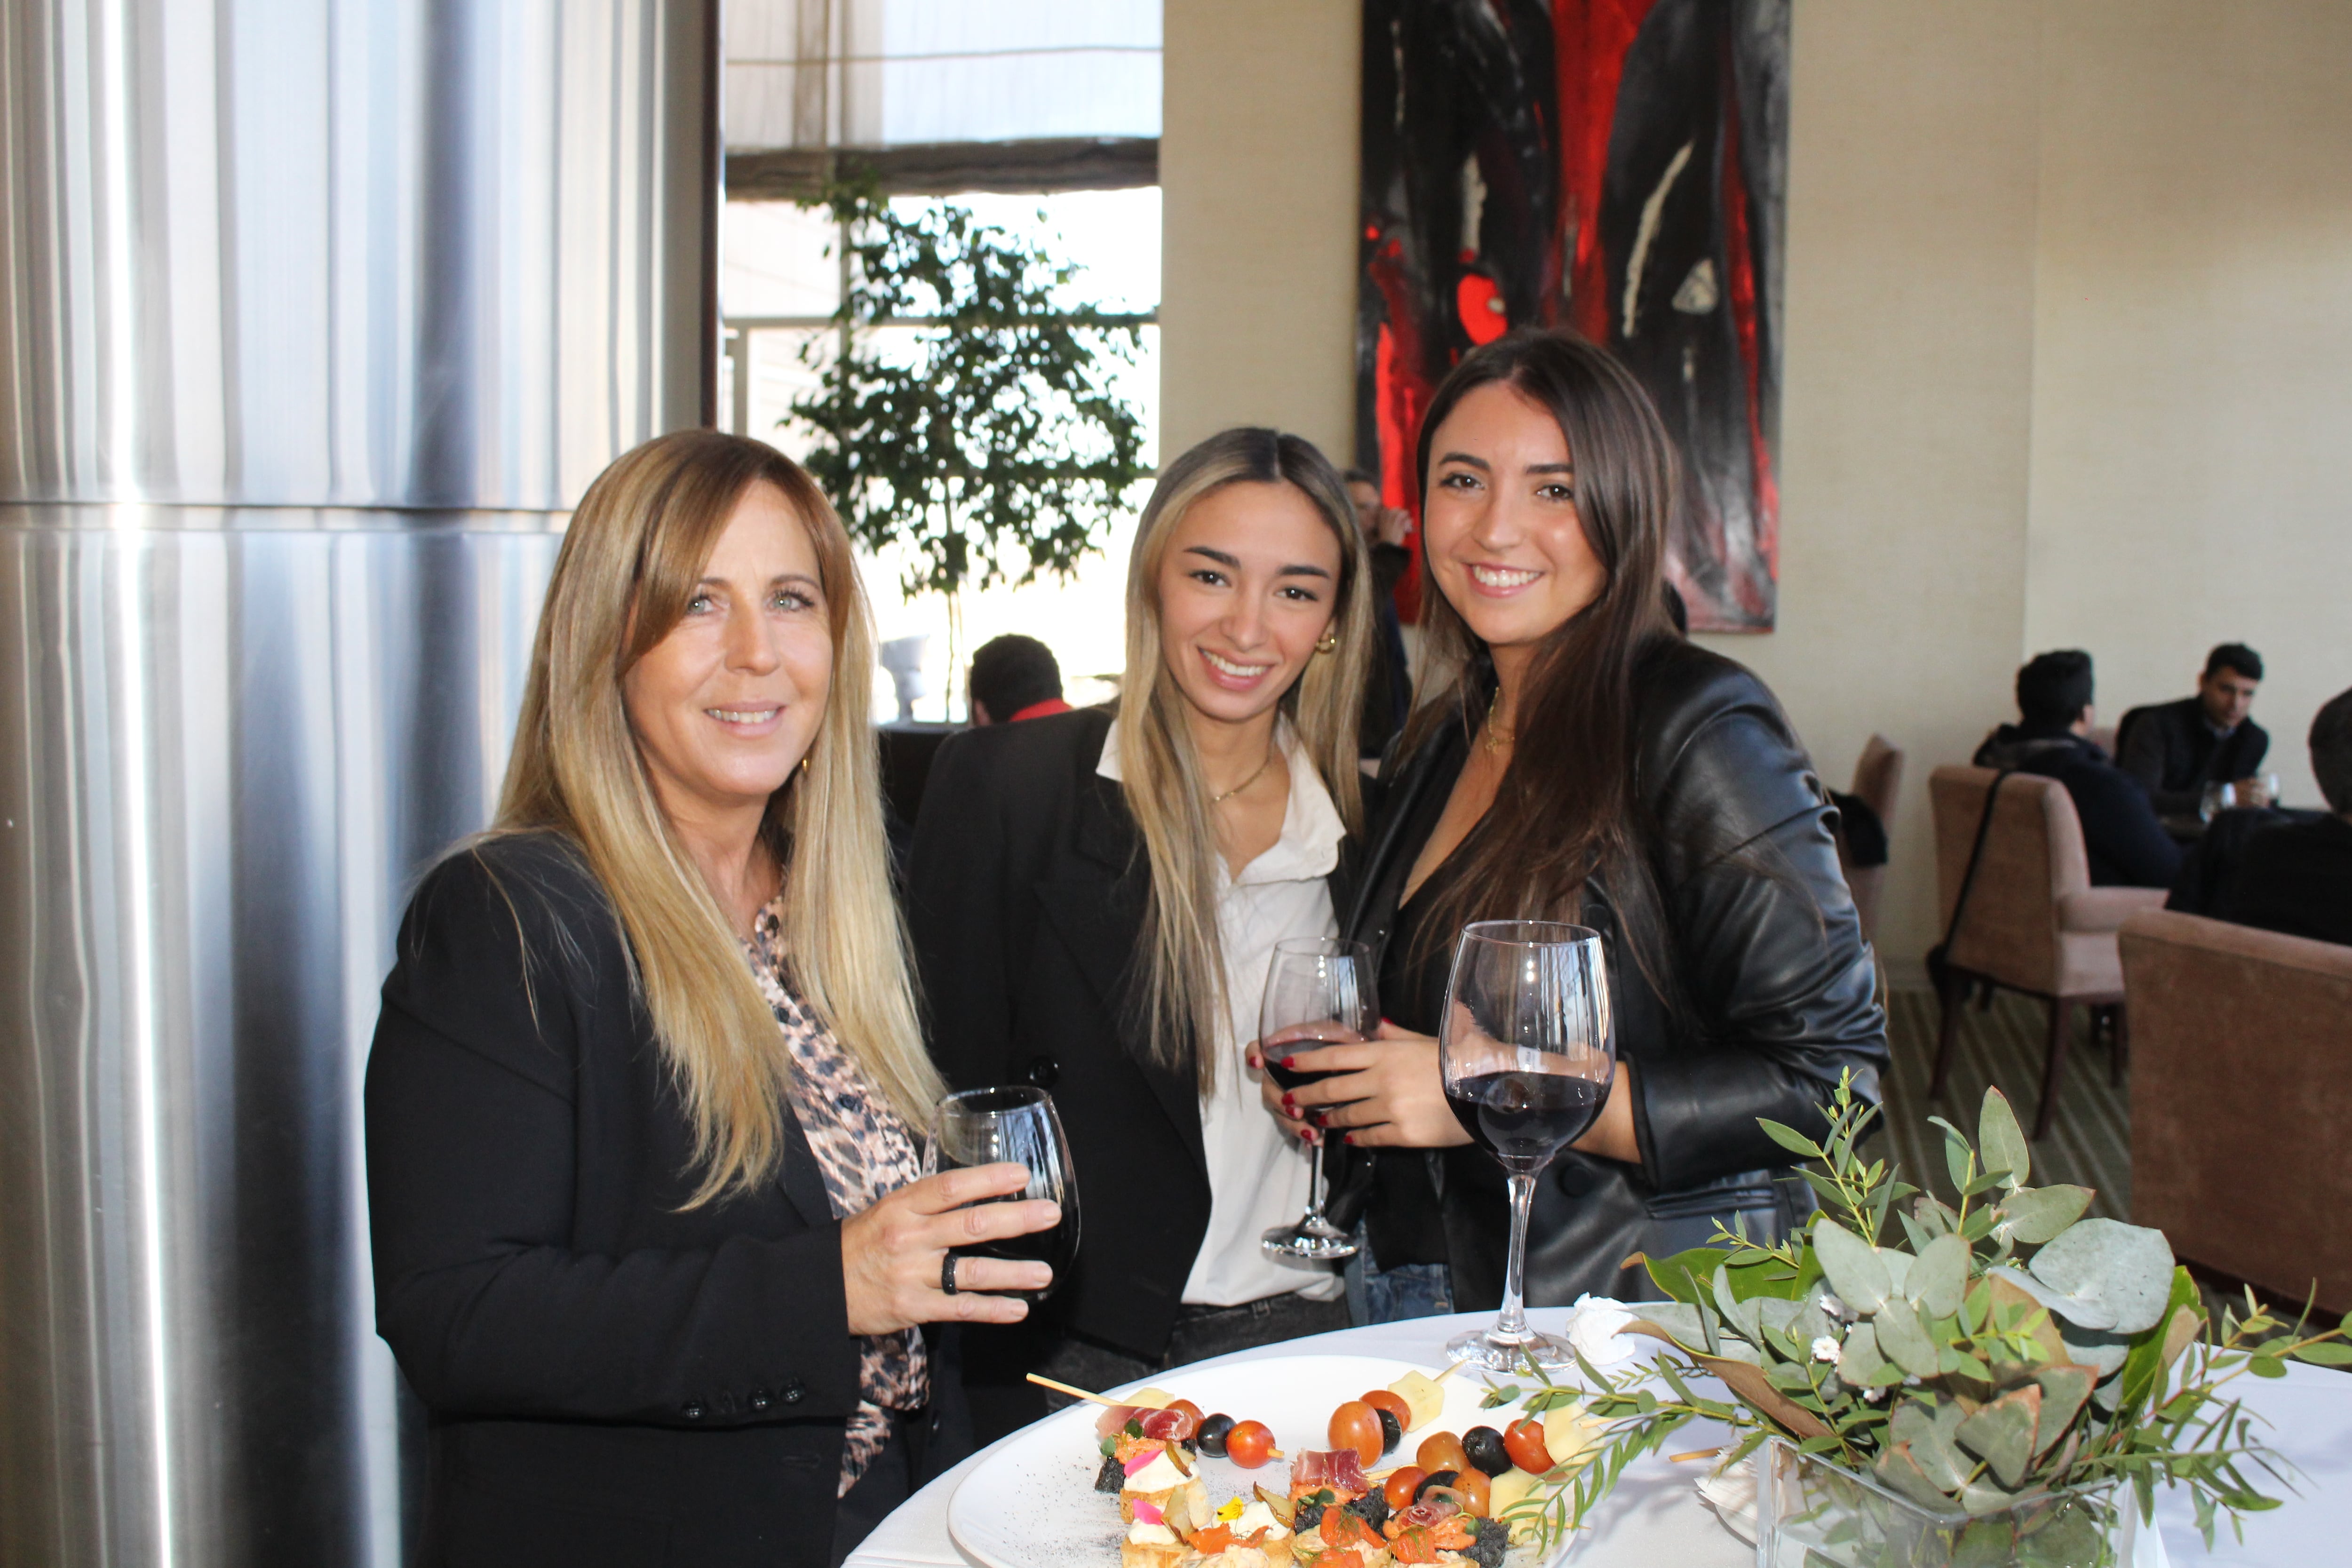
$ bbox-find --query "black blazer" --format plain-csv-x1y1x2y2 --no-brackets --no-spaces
366,831,963,1568
1346,640,1888,1306
905,707,1362,1360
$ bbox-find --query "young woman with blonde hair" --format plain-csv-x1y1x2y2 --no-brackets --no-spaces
906,427,1374,1433
366,431,1062,1568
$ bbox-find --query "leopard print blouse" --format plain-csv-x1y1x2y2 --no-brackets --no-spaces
745,897,929,1497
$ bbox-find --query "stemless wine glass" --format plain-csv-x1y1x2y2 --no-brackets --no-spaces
1258,937,1376,1261
1438,920,1616,1370
922,1086,1080,1301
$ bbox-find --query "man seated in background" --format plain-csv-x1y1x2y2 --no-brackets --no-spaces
2215,686,2352,947
967,634,1071,725
1343,468,1414,762
1975,649,2183,888
2117,642,2272,815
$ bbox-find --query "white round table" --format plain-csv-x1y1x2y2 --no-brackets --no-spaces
847,1308,2352,1568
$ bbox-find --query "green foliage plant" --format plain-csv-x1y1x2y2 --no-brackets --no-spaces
1486,1074,2347,1561
788,179,1154,600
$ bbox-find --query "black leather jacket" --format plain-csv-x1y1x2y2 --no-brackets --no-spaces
1343,639,1887,1307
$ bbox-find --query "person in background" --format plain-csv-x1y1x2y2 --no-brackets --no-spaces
2117,643,2272,815
967,634,1072,725
908,429,1374,1438
1974,650,2183,888
366,433,1062,1568
1271,331,1884,1318
1343,467,1414,762
2214,686,2352,947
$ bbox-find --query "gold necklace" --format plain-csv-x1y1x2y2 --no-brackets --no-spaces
1210,745,1277,804
1484,691,1515,755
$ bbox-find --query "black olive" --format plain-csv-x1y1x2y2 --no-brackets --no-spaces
1414,1469,1461,1503
1461,1425,1512,1477
1374,1406,1402,1454
1196,1412,1236,1457
1344,1490,1390,1529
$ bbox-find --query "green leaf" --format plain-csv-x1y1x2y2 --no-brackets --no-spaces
1874,1297,1942,1378
2250,1356,2287,1378
1836,1322,1891,1387
1994,1184,2094,1246
2032,1365,2096,1453
1875,1443,1958,1511
1929,1115,1976,1194
1757,1117,1826,1159
1908,1232,1971,1319
1978,1087,2030,1190
2292,1341,2352,1366
1640,1245,1733,1307
1812,1216,1893,1314
1956,1386,2039,1488
1892,1399,1971,1492
2021,1219,2179,1333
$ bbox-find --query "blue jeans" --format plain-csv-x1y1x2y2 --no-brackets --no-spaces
1345,1223,1454,1323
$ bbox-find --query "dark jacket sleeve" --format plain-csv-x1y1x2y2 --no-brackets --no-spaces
905,730,1021,1090
2116,712,2194,817
1628,684,1889,1194
365,844,861,1427
2066,767,2185,889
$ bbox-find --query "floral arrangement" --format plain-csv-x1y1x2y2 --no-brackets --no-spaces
1489,1074,2350,1557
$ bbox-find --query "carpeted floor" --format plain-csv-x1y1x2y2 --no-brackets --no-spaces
1876,984,2132,1221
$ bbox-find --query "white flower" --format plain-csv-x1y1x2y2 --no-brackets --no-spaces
1810,1336,1842,1363
1862,1385,1887,1404
1564,1294,1640,1370
1819,1293,1850,1321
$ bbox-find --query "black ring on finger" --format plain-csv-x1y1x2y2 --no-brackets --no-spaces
941,1252,960,1296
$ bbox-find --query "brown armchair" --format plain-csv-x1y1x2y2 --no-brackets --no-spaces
1835,734,1905,947
1927,765,2168,1138
2121,909,2352,1314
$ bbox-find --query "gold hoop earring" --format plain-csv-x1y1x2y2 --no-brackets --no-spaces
1314,631,1338,655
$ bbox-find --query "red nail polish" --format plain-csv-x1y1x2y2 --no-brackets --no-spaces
1342,1132,1355,1145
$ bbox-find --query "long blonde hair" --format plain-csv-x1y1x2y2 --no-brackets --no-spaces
494,430,942,1205
1118,428,1372,1093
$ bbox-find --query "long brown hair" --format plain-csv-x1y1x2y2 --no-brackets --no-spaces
1119,428,1371,1093
1402,331,1679,974
494,430,941,1205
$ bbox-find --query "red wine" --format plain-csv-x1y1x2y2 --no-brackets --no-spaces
1263,1057,1339,1092
952,1198,1078,1302
1447,1070,1609,1171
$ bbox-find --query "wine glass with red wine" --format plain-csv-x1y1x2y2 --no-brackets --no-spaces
1438,920,1615,1370
922,1086,1080,1301
1258,937,1376,1261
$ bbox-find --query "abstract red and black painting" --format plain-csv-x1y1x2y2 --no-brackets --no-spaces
1356,0,1788,633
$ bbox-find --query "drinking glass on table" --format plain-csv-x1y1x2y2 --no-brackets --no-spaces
1257,937,1376,1261
2200,780,2238,821
923,1086,1080,1301
1439,921,1616,1371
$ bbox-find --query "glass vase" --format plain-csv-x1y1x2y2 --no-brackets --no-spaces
1755,1437,2139,1568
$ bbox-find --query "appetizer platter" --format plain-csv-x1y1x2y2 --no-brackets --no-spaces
945,1355,1605,1568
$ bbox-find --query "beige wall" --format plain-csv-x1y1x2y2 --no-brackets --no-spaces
2021,1,2352,816
1160,0,1360,459
1158,0,2352,969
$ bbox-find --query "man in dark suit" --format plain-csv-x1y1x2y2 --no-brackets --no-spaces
1975,650,2182,888
966,635,1071,726
2117,643,2272,816
2216,686,2352,947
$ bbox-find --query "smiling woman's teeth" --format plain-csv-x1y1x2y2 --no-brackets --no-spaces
707,707,778,724
1203,651,1271,678
1470,565,1541,588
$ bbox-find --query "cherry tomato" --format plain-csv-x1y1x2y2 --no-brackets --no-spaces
1328,1400,1383,1467
1448,1470,1492,1517
1225,1419,1275,1469
1503,1418,1554,1474
1196,1413,1236,1457
1382,1466,1429,1511
1414,1432,1469,1477
1361,1389,1413,1434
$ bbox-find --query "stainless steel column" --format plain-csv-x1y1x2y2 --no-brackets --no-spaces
0,5,717,1564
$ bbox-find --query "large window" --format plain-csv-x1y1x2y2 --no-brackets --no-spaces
722,0,1164,721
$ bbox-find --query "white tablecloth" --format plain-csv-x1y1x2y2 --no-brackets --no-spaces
848,1309,2352,1568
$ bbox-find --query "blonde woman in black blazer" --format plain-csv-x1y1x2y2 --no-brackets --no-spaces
366,433,1060,1568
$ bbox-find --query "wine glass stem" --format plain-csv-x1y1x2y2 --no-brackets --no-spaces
1494,1170,1536,1344
1301,1130,1329,1221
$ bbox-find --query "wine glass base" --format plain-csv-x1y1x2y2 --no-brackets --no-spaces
1261,1220,1359,1261
1445,1324,1575,1373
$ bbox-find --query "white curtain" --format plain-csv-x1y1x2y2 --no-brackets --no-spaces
724,0,1161,151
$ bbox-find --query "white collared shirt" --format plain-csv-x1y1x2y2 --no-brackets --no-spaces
1098,720,1349,1306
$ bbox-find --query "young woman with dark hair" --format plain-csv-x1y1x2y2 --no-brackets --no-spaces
1265,331,1887,1317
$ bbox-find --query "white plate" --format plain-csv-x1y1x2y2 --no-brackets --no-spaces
946,1353,1572,1568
